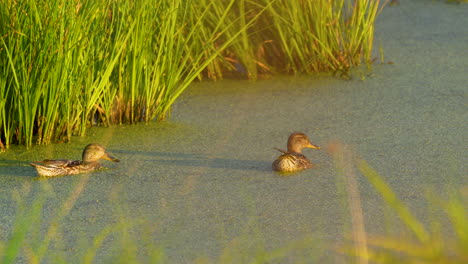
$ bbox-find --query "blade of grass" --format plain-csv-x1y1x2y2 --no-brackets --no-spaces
356,158,430,243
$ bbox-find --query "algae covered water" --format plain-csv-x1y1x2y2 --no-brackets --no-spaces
0,1,467,262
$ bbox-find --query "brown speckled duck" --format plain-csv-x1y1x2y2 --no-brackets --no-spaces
30,143,120,177
272,132,320,173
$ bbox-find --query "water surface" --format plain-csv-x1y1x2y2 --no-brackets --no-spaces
1,1,467,262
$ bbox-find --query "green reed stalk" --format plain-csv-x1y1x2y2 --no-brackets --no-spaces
1,185,48,264
260,0,386,75
198,0,271,80
444,193,468,251
0,45,11,151
191,0,240,80
231,0,259,79
355,158,468,263
129,0,270,120
82,225,116,264
357,158,430,243
0,0,386,149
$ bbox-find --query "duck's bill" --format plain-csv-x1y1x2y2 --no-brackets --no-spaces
103,152,120,162
307,143,321,149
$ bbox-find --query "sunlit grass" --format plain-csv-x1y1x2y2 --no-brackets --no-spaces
257,0,387,76
355,159,468,263
201,0,388,79
0,0,386,150
0,0,257,149
329,141,468,263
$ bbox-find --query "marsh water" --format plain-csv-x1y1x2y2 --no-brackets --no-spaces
1,1,467,263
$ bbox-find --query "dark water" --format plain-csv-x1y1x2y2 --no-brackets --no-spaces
0,1,467,263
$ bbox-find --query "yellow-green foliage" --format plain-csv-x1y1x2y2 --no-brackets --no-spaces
0,0,251,149
0,178,166,264
0,0,385,150
355,159,468,263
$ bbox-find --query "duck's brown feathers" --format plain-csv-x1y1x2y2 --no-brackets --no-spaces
272,132,319,173
30,143,119,177
272,150,313,172
30,159,101,177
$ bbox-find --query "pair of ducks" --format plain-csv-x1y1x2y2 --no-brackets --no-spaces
30,132,320,177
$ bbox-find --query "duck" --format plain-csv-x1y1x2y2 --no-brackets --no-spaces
272,132,320,173
30,143,120,177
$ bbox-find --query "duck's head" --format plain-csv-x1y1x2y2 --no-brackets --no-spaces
287,132,320,153
82,143,120,163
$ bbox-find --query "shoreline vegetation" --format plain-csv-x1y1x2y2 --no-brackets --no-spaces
0,0,386,151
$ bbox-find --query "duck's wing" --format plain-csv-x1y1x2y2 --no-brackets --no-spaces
292,153,313,169
31,159,82,168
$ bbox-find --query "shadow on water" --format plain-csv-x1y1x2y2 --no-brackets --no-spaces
114,149,272,172
0,160,34,177
156,158,272,172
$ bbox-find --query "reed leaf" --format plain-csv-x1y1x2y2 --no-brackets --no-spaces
356,158,430,243
0,0,386,149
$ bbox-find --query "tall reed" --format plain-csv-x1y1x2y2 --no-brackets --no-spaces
259,0,386,75
0,0,386,150
201,0,387,79
0,0,254,149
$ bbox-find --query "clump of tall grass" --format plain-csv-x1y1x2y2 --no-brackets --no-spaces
0,0,387,150
0,0,256,150
203,0,388,79
261,0,386,75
